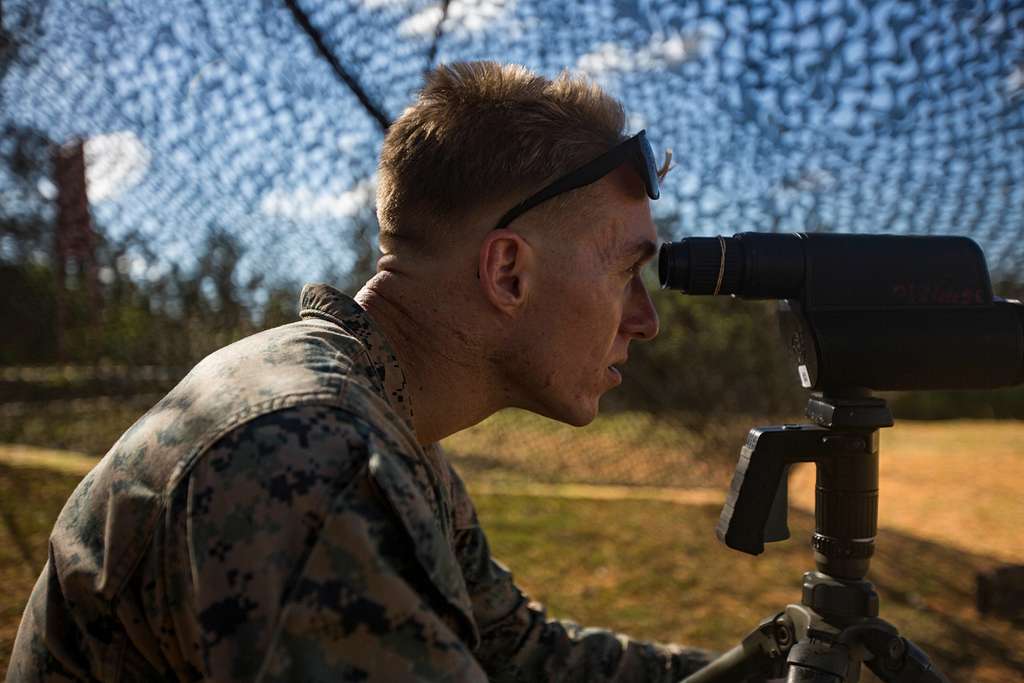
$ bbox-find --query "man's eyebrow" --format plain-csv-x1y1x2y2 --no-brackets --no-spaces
623,239,659,263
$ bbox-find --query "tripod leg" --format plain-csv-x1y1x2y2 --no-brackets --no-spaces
679,614,790,682
679,644,762,682
862,636,950,683
838,620,950,683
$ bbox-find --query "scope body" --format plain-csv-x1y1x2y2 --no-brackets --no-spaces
659,233,1024,392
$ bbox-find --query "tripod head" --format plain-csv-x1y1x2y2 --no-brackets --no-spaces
679,394,952,681
718,391,889,580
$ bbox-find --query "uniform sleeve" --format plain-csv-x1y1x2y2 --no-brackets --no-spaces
446,468,712,682
164,406,487,683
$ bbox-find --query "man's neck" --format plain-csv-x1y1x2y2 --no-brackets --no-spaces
355,272,503,445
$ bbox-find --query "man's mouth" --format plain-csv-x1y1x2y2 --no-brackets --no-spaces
606,353,628,384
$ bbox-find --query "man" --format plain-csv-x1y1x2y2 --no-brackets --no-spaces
10,62,710,681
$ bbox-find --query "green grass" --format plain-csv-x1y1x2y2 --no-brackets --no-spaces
2,458,1021,681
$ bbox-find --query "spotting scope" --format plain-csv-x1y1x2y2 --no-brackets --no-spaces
661,233,1015,682
659,232,1024,392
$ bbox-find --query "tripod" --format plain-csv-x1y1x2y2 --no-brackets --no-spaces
681,393,949,683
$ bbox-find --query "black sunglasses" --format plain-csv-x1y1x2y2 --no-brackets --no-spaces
492,130,661,231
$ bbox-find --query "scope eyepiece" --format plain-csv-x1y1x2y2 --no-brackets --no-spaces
658,237,744,294
658,233,804,299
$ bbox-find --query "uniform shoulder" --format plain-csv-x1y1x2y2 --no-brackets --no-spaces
168,318,387,423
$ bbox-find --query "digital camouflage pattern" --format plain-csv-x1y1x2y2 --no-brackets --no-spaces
8,284,710,682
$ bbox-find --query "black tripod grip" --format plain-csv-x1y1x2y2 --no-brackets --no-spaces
717,426,824,555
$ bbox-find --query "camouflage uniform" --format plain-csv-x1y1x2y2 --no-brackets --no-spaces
9,284,709,682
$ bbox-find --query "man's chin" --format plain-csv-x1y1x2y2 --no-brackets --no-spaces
560,412,596,428
542,398,600,428
513,389,602,427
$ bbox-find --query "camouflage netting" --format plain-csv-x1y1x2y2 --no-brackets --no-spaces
4,0,1023,278
2,0,1023,480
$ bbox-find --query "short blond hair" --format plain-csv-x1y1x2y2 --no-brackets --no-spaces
376,61,627,253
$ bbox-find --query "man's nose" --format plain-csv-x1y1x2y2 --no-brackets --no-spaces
621,277,660,341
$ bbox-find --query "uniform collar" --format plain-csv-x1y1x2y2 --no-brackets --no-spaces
298,283,414,432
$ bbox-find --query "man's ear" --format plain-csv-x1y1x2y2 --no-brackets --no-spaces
478,229,533,315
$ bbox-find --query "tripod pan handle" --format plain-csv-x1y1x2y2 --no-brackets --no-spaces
717,427,824,555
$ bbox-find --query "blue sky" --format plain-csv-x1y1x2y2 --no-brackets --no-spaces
2,0,1022,286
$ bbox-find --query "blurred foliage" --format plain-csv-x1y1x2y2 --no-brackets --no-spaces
0,125,296,367
0,229,297,367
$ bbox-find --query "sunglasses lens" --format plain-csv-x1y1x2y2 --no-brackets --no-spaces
637,134,660,200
